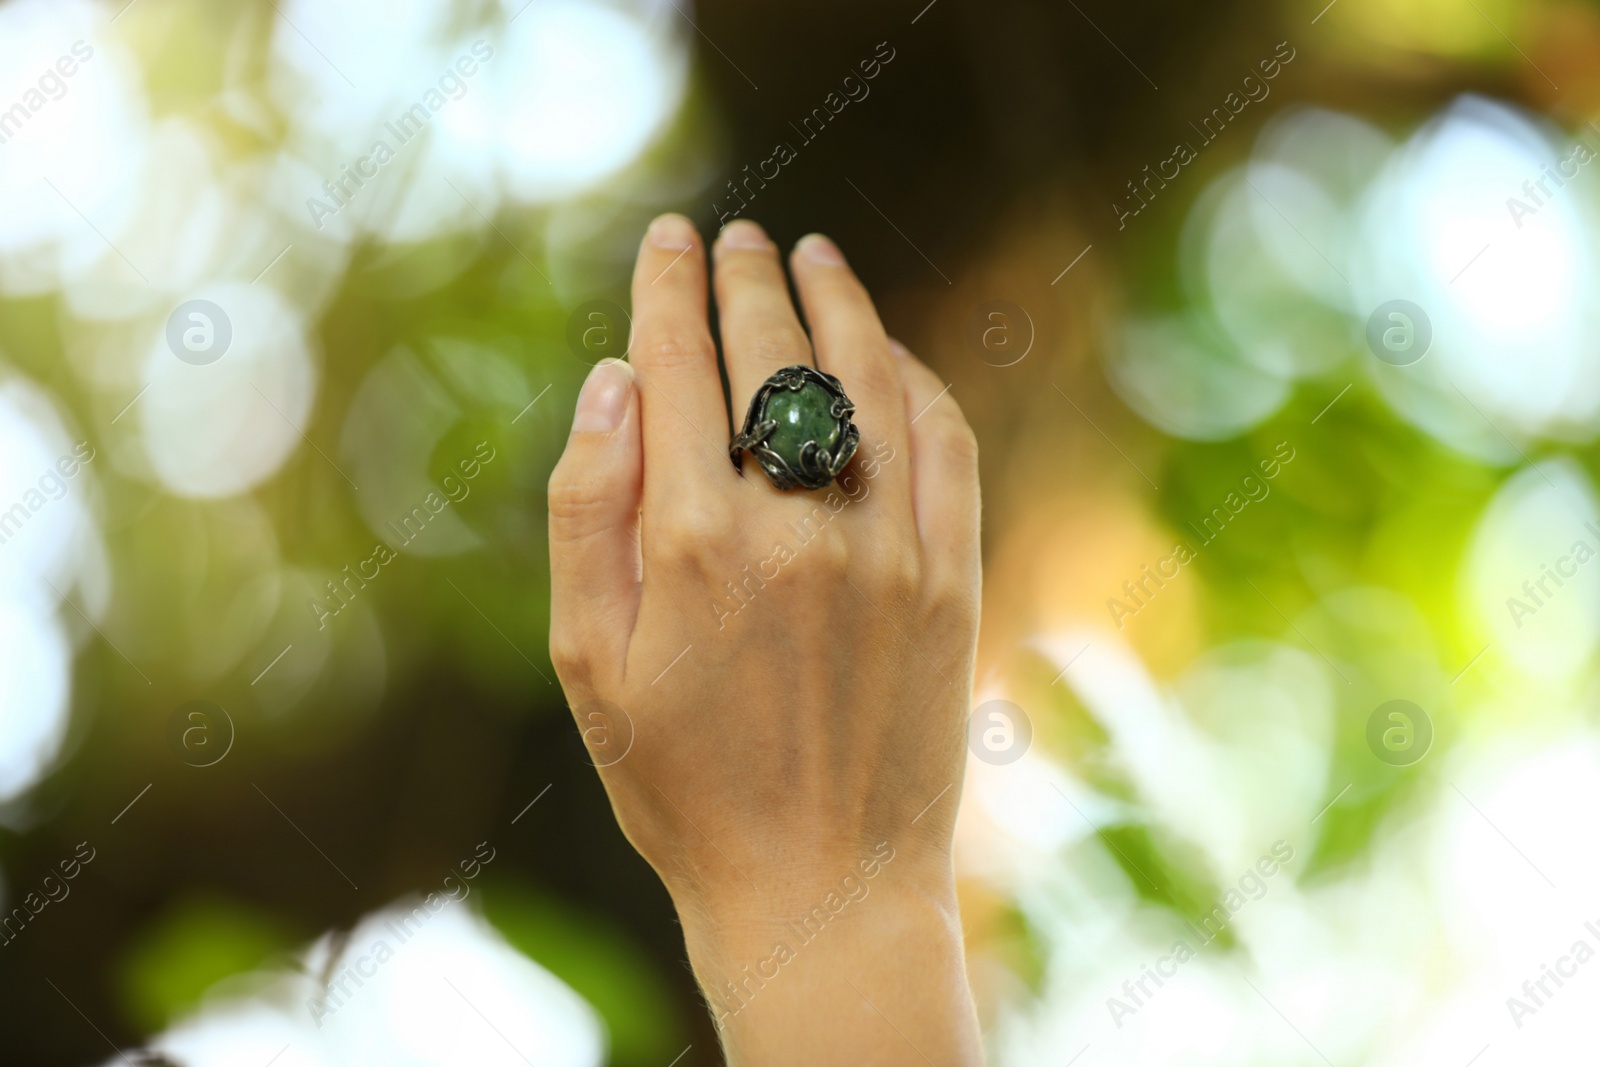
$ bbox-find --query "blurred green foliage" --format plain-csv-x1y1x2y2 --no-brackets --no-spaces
115,895,299,1032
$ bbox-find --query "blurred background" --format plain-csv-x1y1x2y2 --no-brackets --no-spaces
3,0,1600,1063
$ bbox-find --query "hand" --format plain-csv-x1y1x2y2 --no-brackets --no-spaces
547,214,984,1065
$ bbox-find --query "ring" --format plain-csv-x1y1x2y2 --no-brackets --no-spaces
729,365,861,491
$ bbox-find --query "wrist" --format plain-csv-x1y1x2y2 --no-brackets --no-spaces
666,836,952,945
682,863,957,957
675,849,974,1024
676,866,983,1065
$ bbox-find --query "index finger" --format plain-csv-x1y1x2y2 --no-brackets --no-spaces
629,214,735,503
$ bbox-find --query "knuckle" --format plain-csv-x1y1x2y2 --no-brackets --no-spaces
807,528,850,574
547,469,611,538
548,627,590,679
742,327,809,364
654,500,735,558
933,417,980,470
922,543,981,616
718,249,781,284
809,262,869,300
779,499,851,575
634,334,711,372
850,356,900,402
745,552,807,603
928,573,980,628
889,553,923,598
860,544,920,601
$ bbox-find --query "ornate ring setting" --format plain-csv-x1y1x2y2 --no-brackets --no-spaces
729,365,860,491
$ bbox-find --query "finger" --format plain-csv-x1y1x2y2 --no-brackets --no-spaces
630,214,733,502
713,221,815,459
889,340,979,578
548,359,643,685
789,234,911,504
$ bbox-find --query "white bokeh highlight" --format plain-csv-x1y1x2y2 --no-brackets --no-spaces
0,378,103,804
126,900,605,1067
140,282,317,499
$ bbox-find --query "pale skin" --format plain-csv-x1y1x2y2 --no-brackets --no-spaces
547,213,985,1065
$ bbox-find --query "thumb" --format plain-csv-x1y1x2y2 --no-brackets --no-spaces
548,358,642,687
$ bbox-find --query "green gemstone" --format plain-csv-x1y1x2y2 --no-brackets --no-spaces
763,380,840,471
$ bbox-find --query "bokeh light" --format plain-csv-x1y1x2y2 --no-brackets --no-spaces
5,0,1600,1063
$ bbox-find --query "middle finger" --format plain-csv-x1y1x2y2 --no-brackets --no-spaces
713,220,816,455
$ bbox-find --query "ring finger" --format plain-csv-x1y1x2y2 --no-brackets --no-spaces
789,233,911,508
713,220,816,479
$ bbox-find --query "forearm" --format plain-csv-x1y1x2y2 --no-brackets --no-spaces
675,860,985,1066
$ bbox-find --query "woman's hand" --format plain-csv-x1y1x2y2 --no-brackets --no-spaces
547,214,984,1065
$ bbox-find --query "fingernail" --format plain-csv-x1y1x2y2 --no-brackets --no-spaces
648,213,697,249
572,359,633,433
887,338,911,358
718,219,770,251
797,233,845,265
